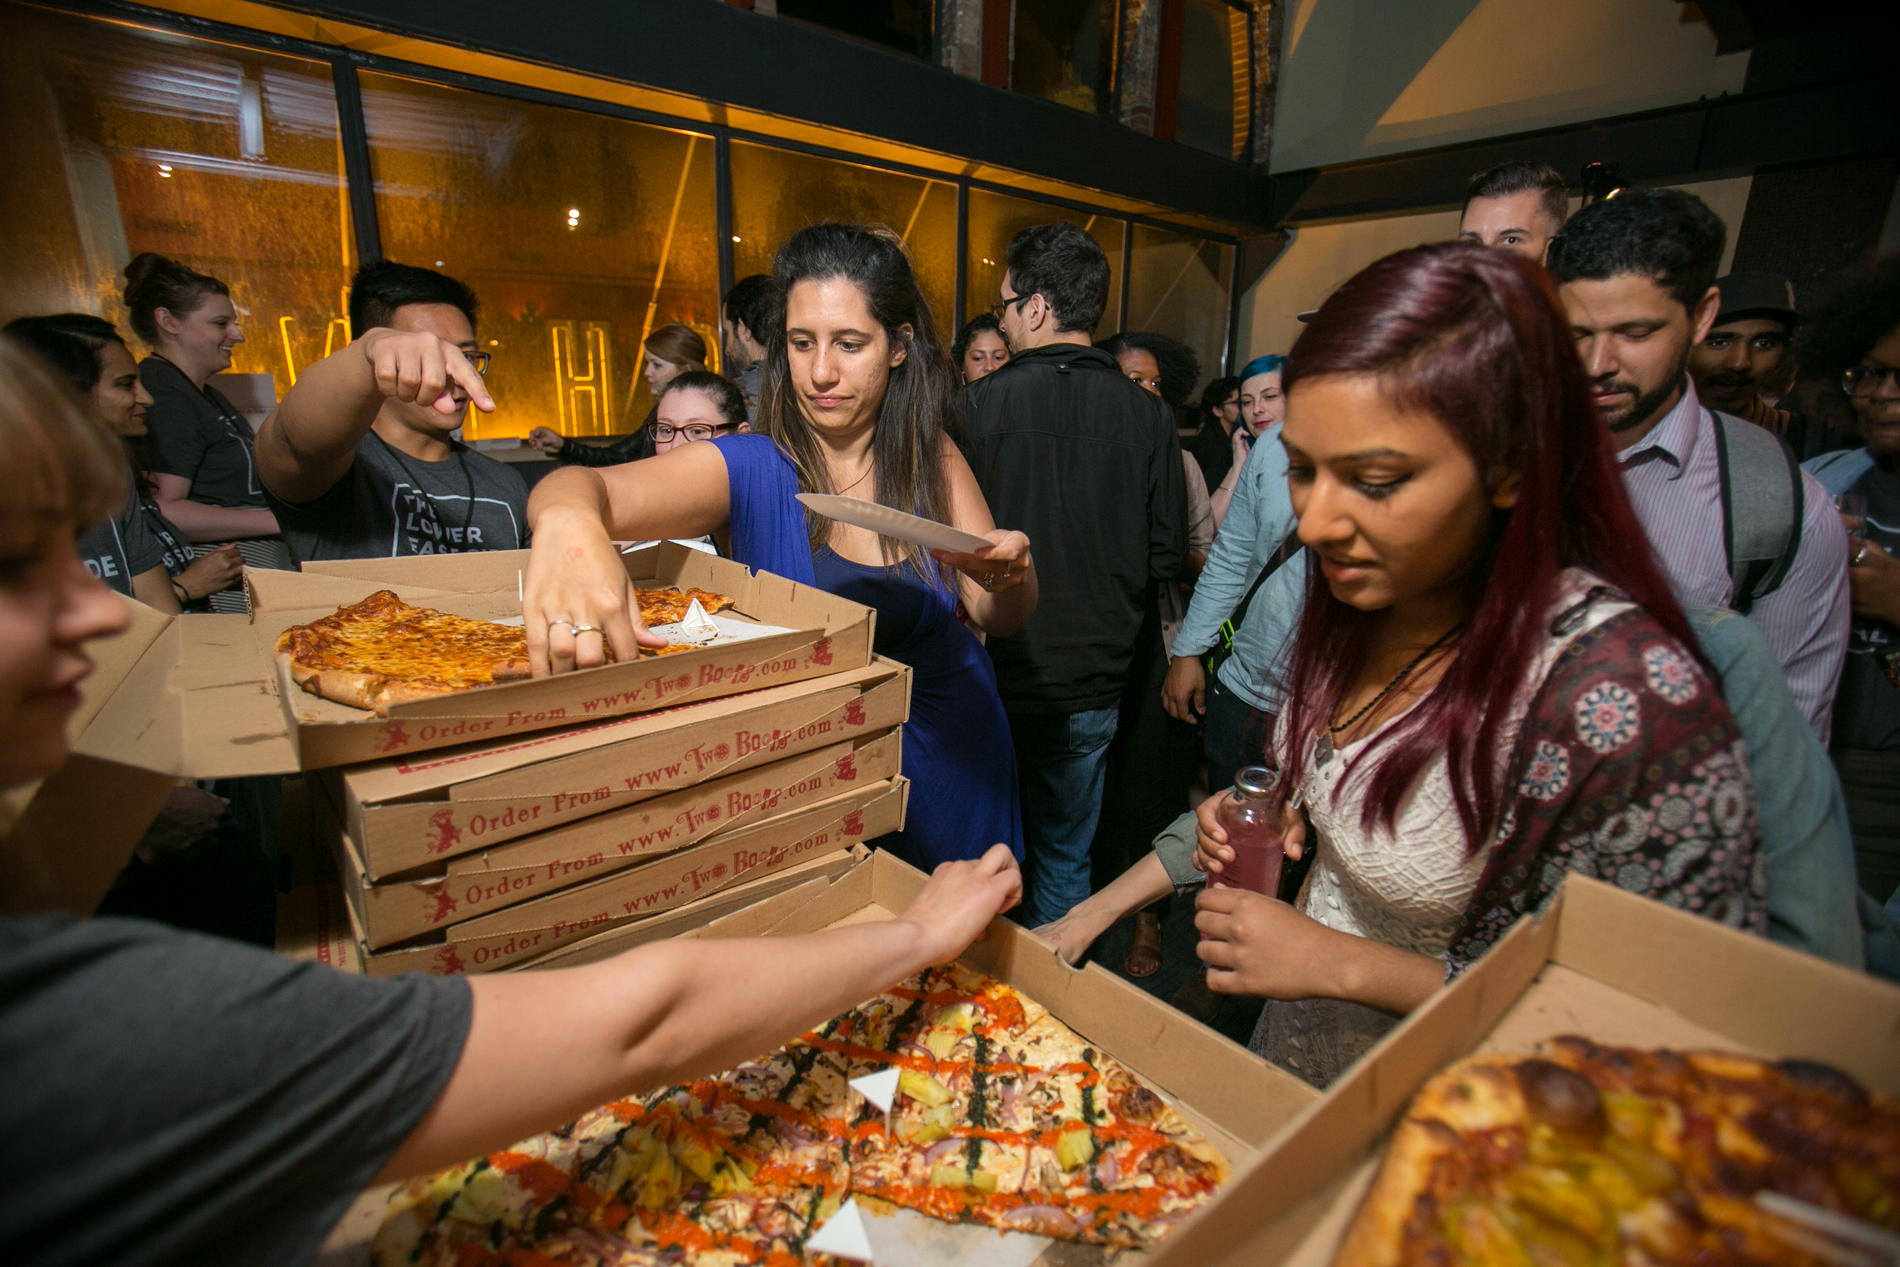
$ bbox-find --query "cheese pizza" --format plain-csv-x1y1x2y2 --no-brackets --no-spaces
375,962,1231,1265
275,587,737,716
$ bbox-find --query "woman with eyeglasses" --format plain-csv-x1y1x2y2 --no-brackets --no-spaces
1801,252,1900,905
528,324,711,466
252,260,530,565
522,223,1036,873
650,371,750,455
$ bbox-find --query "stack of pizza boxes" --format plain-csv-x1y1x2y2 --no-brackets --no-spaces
77,542,910,976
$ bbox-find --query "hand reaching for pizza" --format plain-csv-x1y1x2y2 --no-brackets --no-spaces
896,843,1022,965
356,328,495,417
523,507,669,675
1193,789,1305,879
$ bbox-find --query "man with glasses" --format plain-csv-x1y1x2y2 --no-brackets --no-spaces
256,261,530,563
952,221,1188,927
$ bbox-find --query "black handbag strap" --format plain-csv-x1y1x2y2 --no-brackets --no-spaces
1217,527,1301,650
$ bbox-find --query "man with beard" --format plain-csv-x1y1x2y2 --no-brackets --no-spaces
1690,271,1850,460
1549,188,1850,740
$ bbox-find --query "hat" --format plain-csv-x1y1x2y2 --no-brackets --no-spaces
1713,271,1798,326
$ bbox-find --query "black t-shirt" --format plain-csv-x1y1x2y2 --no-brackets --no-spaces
137,358,268,510
1186,418,1237,495
0,913,471,1266
1833,455,1900,752
136,497,195,578
265,432,530,565
77,482,167,597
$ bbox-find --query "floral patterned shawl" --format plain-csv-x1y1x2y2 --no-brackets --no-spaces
1445,604,1767,975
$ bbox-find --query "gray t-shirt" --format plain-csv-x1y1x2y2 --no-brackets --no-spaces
265,432,529,565
0,913,471,1266
77,482,167,598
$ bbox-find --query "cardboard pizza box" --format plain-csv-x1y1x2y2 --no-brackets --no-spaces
2,595,179,919
246,542,875,769
326,657,909,880
337,728,901,948
346,779,906,976
1137,874,1900,1267
734,850,1321,1198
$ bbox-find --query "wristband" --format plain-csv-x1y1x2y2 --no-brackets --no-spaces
171,579,191,605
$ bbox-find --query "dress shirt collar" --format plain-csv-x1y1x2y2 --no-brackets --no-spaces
1616,378,1704,481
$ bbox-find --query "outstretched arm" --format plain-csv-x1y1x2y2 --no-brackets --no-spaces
522,442,735,674
932,441,1036,637
255,329,494,504
377,845,1023,1181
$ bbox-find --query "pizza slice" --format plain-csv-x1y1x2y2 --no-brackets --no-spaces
635,586,736,628
277,587,734,716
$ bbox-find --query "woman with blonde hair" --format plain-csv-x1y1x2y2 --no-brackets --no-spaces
529,323,711,465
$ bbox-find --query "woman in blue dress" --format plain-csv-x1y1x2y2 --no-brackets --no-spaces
521,224,1033,870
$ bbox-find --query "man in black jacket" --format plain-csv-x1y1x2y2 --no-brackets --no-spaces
955,222,1189,926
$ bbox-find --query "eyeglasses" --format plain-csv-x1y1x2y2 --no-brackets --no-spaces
1842,365,1900,397
461,350,492,376
990,293,1032,321
653,422,737,443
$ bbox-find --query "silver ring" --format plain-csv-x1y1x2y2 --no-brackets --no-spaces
569,624,602,636
1854,545,1870,566
546,619,575,631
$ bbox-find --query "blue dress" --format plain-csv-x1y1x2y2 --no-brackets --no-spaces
714,434,1024,870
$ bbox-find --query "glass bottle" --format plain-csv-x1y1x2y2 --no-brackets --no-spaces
1212,766,1285,897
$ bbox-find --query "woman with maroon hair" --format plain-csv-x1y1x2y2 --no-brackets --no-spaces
1042,243,1764,1086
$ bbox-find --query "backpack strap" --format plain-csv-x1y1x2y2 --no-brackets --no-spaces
1711,409,1802,615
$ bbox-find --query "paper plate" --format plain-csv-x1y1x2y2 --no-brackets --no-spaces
797,493,992,555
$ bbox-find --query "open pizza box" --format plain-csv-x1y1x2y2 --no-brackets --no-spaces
340,777,908,976
333,727,902,948
246,542,875,769
1,595,181,919
326,656,909,881
1136,874,1900,1267
707,848,1324,1264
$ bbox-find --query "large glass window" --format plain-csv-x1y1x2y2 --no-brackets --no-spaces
965,190,1124,339
360,72,717,441
777,0,929,57
1126,224,1233,384
0,3,353,402
729,141,958,340
1013,0,1118,116
1176,0,1251,162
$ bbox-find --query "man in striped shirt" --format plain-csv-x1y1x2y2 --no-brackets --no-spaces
1548,188,1850,742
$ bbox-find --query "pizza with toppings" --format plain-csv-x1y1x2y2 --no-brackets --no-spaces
375,963,1231,1265
1336,1035,1900,1267
276,587,736,716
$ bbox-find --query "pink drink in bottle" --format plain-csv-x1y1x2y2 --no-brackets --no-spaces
1212,767,1285,897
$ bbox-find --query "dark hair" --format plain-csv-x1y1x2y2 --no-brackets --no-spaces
1004,221,1109,334
1,314,126,395
1199,374,1239,418
951,312,1004,366
1273,242,1699,850
763,223,953,576
348,260,479,334
1546,187,1725,314
121,253,229,343
1793,251,1900,379
1464,160,1569,231
1100,331,1201,407
658,370,747,427
723,274,776,347
0,339,126,547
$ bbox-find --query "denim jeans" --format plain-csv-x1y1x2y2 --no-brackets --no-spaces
1202,674,1276,794
1009,707,1120,926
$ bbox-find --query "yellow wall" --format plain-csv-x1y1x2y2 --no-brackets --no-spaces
1238,177,1754,359
1272,0,1749,173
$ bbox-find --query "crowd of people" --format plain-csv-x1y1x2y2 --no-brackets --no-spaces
2,153,1898,1259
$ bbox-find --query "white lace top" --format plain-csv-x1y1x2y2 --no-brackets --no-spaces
1286,571,1629,959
